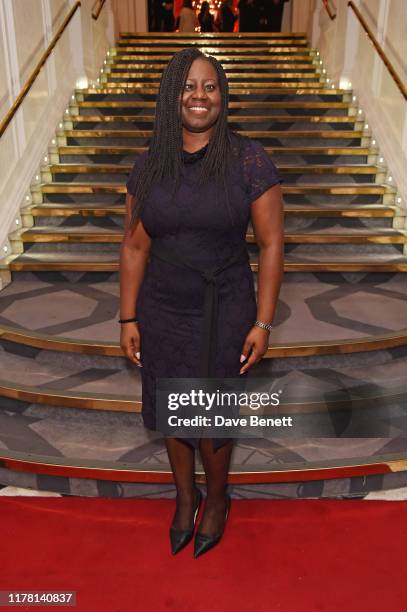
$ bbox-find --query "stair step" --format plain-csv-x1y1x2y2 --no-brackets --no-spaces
76,100,350,110
4,252,407,272
26,203,400,218
116,45,310,52
63,129,365,139
117,38,308,46
1,273,406,356
36,182,394,195
80,86,347,95
71,115,359,125
12,227,407,245
4,377,403,412
105,71,320,79
109,63,317,71
2,329,407,360
113,54,315,63
45,163,383,175
119,31,308,38
0,380,138,411
57,145,374,158
105,79,324,87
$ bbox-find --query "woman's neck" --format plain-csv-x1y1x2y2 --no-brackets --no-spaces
182,128,212,153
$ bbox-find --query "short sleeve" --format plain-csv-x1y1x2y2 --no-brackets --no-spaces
242,138,283,204
126,151,148,196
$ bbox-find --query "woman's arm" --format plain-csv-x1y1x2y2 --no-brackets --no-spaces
239,182,284,374
119,192,151,367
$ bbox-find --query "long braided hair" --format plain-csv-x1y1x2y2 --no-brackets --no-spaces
129,47,241,227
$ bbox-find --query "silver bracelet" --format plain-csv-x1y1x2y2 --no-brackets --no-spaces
254,320,273,332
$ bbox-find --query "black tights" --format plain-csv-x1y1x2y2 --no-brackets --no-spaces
165,437,233,535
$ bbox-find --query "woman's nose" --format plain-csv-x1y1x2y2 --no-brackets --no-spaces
192,86,208,98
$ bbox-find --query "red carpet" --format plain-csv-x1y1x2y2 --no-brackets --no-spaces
0,497,406,611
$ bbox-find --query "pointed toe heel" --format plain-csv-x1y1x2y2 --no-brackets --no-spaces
194,494,231,559
170,487,202,555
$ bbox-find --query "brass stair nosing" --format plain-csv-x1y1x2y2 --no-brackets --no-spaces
46,163,381,174
116,46,311,52
0,381,140,412
17,231,406,245
71,115,357,124
109,63,317,70
81,87,346,95
118,31,309,38
76,101,350,108
37,183,391,194
7,261,407,273
79,87,347,96
105,72,320,79
62,129,365,138
1,324,406,358
56,146,375,156
0,453,405,484
27,205,398,218
0,379,405,415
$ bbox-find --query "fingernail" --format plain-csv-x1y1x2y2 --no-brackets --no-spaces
240,354,246,363
136,352,140,359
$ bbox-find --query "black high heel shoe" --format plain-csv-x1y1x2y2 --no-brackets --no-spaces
170,487,202,555
194,493,231,559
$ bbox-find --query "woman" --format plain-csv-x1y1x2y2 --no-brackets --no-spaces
238,0,260,32
160,1,174,32
177,0,197,32
120,48,284,557
218,0,237,32
198,1,215,32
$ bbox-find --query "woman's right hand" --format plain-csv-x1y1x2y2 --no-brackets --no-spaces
120,322,142,367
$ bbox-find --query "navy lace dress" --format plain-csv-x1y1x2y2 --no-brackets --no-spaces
126,132,283,449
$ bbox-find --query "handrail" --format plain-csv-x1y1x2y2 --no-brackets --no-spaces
0,1,81,140
348,1,407,100
91,0,107,20
322,0,336,20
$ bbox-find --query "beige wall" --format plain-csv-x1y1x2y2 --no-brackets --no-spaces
0,0,115,260
111,0,148,37
292,0,316,35
309,0,407,212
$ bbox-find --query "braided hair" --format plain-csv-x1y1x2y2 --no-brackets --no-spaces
129,47,241,227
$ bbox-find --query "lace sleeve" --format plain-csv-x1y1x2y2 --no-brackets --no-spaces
242,138,283,204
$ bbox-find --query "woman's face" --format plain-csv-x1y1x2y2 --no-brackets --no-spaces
179,58,222,134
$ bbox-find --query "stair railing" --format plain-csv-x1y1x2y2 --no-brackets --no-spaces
0,1,82,140
347,0,407,100
91,0,107,20
321,0,406,100
322,0,336,20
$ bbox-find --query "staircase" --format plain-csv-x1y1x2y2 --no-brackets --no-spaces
0,32,406,499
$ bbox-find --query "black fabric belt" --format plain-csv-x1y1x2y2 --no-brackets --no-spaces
149,240,250,377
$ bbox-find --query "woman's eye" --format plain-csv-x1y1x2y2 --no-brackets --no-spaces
184,83,216,91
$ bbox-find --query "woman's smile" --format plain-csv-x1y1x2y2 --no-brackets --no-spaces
188,106,209,113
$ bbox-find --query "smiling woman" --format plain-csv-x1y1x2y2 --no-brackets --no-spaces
119,47,284,558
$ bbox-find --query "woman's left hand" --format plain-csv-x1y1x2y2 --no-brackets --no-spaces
239,326,270,374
